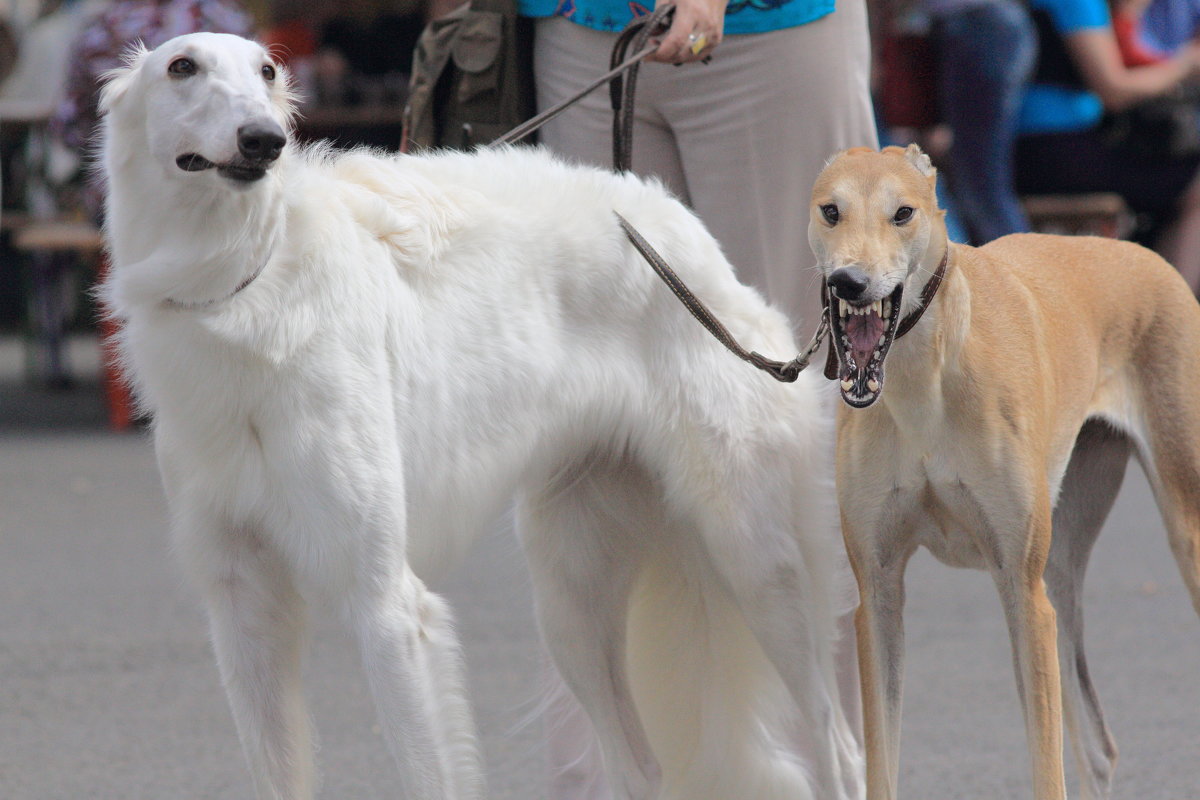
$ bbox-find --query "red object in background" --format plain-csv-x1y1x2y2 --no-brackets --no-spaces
1112,11,1168,67
263,19,317,65
95,256,135,431
880,33,940,129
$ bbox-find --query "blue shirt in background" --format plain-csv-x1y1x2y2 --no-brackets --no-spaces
516,0,835,35
1018,0,1109,134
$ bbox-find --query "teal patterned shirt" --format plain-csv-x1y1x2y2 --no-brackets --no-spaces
517,0,836,35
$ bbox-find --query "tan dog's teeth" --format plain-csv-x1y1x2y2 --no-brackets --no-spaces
840,379,854,392
867,378,880,392
840,299,848,318
883,298,891,317
872,300,882,317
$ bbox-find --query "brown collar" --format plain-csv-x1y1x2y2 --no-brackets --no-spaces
823,246,951,380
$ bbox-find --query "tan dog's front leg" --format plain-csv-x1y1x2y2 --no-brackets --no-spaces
848,535,912,800
993,497,1067,800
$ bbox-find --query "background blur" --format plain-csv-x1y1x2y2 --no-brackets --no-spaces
0,1,1198,798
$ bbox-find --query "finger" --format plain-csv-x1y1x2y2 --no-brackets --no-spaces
649,12,699,62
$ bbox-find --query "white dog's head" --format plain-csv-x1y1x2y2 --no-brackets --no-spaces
100,32,295,188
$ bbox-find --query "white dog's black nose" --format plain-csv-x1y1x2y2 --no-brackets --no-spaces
828,267,871,302
237,122,286,164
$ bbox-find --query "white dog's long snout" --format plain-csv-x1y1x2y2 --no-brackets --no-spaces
173,118,286,182
237,120,286,165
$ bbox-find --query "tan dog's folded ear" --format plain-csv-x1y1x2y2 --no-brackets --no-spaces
904,143,936,178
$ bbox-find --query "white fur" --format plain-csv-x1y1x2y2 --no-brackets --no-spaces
100,32,862,800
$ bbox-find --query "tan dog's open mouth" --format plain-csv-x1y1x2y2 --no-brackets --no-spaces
828,284,903,408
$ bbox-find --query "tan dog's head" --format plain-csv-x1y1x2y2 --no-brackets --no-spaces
809,144,948,408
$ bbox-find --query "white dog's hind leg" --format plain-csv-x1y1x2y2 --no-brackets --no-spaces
1046,422,1129,800
201,525,315,800
349,565,484,800
519,465,662,800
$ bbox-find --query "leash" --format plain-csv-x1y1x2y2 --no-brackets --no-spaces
602,9,835,382
605,10,832,382
617,213,829,383
486,9,952,380
607,5,677,171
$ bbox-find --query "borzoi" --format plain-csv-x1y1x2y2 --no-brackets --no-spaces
98,32,860,800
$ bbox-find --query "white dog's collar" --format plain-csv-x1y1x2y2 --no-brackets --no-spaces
162,256,270,311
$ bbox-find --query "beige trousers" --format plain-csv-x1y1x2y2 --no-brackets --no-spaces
533,4,878,331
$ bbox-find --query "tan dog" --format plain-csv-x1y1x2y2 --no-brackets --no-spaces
809,145,1200,800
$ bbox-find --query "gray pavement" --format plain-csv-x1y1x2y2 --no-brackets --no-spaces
2,336,1198,799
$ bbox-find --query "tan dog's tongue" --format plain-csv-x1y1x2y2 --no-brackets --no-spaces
845,312,884,369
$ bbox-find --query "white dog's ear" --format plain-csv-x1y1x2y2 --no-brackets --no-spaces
98,43,150,114
903,143,936,178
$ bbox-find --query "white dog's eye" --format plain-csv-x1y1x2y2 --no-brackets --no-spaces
262,64,276,82
893,206,914,225
168,57,197,77
820,204,839,225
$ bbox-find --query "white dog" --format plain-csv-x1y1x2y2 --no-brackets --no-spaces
98,32,861,800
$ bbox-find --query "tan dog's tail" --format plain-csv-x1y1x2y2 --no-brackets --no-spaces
1128,268,1200,617
625,550,822,800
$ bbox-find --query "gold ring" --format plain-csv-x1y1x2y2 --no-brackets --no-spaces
688,32,708,55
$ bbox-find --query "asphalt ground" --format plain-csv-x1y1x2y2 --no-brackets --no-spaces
2,336,1197,799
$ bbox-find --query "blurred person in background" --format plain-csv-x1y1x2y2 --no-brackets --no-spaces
1015,0,1200,293
518,0,878,332
926,0,1036,243
49,0,254,221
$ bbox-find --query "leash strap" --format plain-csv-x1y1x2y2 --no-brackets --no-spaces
616,213,827,383
608,5,676,172
486,7,835,382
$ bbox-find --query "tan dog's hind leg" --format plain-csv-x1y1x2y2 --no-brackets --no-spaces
992,489,1066,800
1045,421,1130,799
846,532,913,800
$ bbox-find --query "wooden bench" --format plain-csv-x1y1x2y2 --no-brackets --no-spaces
10,217,134,430
1021,192,1133,239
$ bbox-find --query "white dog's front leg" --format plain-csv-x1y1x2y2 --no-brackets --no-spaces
348,565,484,800
201,525,314,800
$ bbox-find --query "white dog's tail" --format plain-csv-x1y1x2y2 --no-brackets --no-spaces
623,550,820,800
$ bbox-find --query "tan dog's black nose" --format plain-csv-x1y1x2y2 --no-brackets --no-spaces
237,121,285,164
828,266,870,302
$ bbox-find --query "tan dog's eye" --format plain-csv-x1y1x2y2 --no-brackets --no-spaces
893,206,914,225
820,204,839,224
168,57,197,77
262,64,276,82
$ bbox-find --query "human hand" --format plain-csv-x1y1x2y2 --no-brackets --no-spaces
647,0,728,64
1181,39,1200,78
